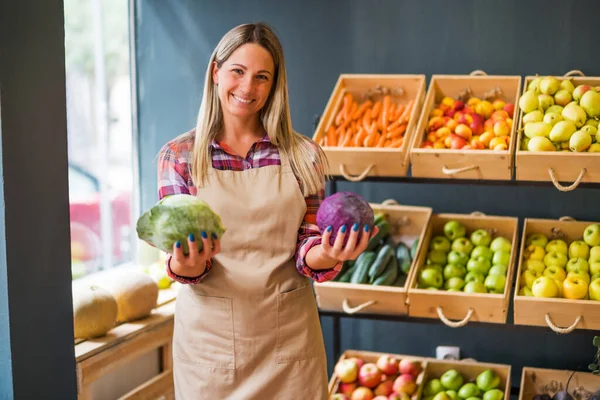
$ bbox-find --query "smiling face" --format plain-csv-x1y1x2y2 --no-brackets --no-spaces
212,43,275,123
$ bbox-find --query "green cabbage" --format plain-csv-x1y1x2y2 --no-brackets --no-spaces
136,194,226,255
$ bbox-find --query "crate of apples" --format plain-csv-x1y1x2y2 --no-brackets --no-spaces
421,96,515,151
331,352,425,400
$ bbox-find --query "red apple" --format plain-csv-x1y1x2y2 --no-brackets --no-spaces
503,103,515,118
374,379,394,396
376,355,399,376
339,382,358,395
359,363,383,389
399,359,421,376
389,393,410,400
453,100,465,111
444,109,456,118
335,359,359,383
332,395,350,400
393,374,417,395
352,387,375,400
470,119,484,135
455,124,473,140
450,134,468,149
350,358,365,370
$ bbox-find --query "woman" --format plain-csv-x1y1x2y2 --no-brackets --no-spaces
157,22,377,399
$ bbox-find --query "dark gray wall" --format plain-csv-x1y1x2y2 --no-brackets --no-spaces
134,0,600,389
0,0,77,398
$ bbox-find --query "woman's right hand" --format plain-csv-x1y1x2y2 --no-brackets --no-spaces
170,232,221,277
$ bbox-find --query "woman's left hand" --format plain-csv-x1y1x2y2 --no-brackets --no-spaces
319,223,380,262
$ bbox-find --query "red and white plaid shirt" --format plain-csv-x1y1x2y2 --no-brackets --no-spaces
157,130,342,284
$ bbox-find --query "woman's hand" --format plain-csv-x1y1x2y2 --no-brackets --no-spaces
320,223,380,262
170,232,221,278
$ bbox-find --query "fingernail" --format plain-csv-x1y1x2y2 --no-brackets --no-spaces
212,232,218,239
188,234,195,242
201,231,208,239
326,226,333,232
352,223,359,232
341,225,347,233
365,225,370,232
175,241,181,248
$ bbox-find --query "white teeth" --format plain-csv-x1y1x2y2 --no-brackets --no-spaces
232,94,252,104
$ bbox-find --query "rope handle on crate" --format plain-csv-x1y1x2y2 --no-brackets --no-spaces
470,70,488,76
442,165,480,175
339,164,374,182
436,306,474,328
559,216,576,221
381,199,399,206
545,313,582,334
342,299,377,315
548,168,587,192
563,70,585,77
471,211,486,216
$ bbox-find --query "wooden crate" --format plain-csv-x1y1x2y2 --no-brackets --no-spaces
513,218,600,332
407,213,519,325
419,359,512,400
314,200,432,316
312,74,426,181
519,367,600,400
410,72,522,180
328,349,428,399
515,71,600,191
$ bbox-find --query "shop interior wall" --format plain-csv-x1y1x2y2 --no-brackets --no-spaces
135,0,600,387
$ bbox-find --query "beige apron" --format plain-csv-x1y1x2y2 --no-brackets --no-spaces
172,151,329,399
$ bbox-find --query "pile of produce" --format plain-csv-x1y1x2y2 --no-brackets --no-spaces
518,75,600,152
530,369,600,400
421,368,505,400
318,89,415,149
420,94,515,151
417,220,512,294
331,354,424,400
518,223,600,300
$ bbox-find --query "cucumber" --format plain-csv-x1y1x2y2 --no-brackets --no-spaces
410,238,420,259
337,266,355,283
396,241,413,274
392,274,407,287
373,212,387,226
372,256,398,286
333,260,353,281
368,244,394,283
350,251,376,284
367,220,391,251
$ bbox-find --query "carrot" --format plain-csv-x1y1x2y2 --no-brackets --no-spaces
354,127,367,147
342,93,353,120
393,104,405,121
387,125,407,139
371,101,382,120
390,137,404,148
376,132,387,147
352,100,373,121
388,103,396,122
397,100,414,124
364,130,379,147
346,102,358,122
381,95,391,131
326,126,337,146
335,108,344,126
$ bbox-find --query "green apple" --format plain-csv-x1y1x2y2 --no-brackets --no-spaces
589,278,600,300
445,277,465,291
524,259,546,274
545,239,568,255
543,265,567,282
567,270,591,284
471,245,493,261
592,273,600,282
444,264,467,280
467,257,492,275
448,251,469,266
428,250,448,266
483,389,504,400
583,224,600,246
526,232,549,248
590,246,600,262
430,235,452,252
531,276,559,298
543,251,568,269
446,390,459,400
419,267,444,288
465,271,485,284
518,286,533,296
484,274,506,294
433,392,452,400
476,370,500,391
488,265,508,276
424,378,445,396
562,275,588,300
520,269,541,289
568,240,590,260
525,245,545,261
464,281,487,293
490,237,511,253
440,369,464,391
458,383,481,399
444,221,467,241
452,238,474,255
492,251,511,268
590,261,600,276
566,258,589,274
471,229,493,247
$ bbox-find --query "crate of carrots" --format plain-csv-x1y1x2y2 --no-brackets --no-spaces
313,74,426,181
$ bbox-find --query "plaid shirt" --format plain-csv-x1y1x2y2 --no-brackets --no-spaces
157,130,341,284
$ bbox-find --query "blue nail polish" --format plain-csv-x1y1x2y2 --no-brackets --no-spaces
175,241,181,248
352,223,359,232
365,225,370,232
212,232,218,239
188,233,195,242
341,225,347,233
201,231,208,239
326,226,333,232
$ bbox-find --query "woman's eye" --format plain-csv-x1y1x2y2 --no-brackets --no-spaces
256,75,269,81
232,69,243,74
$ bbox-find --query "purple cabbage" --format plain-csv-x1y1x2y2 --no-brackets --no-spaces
316,191,374,246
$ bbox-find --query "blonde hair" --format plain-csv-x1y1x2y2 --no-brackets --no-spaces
191,22,328,196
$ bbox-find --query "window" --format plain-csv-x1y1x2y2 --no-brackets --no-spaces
64,0,135,279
